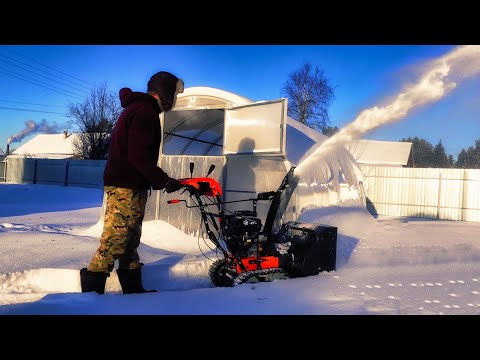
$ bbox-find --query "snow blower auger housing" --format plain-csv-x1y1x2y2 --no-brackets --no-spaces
167,163,337,287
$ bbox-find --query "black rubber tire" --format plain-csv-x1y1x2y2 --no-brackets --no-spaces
208,259,234,287
234,268,290,286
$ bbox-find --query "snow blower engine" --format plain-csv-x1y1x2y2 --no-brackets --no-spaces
166,162,337,287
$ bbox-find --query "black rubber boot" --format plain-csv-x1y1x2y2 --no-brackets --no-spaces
80,268,109,294
116,268,157,294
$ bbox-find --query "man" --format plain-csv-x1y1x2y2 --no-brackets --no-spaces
80,71,184,295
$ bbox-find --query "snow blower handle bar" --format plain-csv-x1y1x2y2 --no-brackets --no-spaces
166,177,222,206
176,177,223,197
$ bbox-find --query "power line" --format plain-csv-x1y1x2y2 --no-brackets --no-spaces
0,99,65,108
0,105,68,115
0,64,85,98
0,51,92,91
0,68,84,101
0,56,89,95
0,46,93,88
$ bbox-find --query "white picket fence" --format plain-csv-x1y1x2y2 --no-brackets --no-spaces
360,166,480,222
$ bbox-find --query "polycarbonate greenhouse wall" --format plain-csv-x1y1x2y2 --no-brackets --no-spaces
147,154,292,236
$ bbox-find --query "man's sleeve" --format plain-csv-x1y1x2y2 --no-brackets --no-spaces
127,109,170,188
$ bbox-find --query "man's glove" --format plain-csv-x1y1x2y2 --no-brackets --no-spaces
164,178,182,193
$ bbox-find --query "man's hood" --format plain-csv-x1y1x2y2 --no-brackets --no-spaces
119,87,159,111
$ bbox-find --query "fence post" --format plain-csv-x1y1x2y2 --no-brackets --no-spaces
33,159,38,184
461,169,467,221
436,170,442,219
64,160,69,187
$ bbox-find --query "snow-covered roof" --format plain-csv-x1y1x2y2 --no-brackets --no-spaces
346,140,412,166
11,133,79,159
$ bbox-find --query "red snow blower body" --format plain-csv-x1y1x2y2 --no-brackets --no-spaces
167,163,337,287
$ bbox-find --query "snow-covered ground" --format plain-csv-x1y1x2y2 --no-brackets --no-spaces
0,183,479,315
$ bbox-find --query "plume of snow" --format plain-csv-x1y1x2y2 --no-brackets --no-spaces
295,45,480,190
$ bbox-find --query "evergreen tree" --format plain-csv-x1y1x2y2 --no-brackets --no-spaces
465,146,477,168
454,139,480,169
401,137,435,168
456,143,480,169
473,139,480,168
433,140,449,168
456,149,469,168
447,154,455,168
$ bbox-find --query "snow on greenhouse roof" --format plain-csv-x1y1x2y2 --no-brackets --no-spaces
176,87,253,109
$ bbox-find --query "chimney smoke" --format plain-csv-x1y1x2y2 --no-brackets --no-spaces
7,119,61,145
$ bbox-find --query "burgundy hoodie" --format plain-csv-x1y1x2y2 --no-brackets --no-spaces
103,88,170,190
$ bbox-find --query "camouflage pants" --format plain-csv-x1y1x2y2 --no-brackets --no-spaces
87,186,148,273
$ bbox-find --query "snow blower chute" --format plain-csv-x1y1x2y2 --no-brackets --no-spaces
166,163,337,287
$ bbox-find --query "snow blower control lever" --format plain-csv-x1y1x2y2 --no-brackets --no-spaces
166,161,337,287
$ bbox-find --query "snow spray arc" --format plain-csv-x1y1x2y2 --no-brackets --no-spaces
295,45,480,190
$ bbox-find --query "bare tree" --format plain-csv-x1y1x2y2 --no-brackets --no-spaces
67,82,122,159
282,61,335,132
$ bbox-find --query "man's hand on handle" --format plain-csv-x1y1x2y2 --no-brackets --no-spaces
164,178,182,193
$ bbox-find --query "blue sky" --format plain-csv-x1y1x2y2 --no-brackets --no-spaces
0,45,477,158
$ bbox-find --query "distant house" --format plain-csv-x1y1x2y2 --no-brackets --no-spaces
346,139,412,167
10,131,81,159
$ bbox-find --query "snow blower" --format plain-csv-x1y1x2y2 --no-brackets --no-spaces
166,162,337,287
